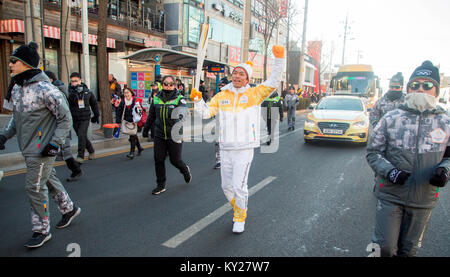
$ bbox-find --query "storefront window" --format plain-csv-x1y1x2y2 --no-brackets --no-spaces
209,18,241,47
45,48,58,77
183,4,205,46
69,52,80,77
89,54,98,98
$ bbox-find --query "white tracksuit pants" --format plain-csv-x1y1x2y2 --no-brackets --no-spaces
220,149,254,222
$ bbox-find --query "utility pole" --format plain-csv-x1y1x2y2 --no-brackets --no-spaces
241,0,251,62
285,13,290,88
60,0,71,84
81,0,90,88
298,0,308,91
341,13,349,65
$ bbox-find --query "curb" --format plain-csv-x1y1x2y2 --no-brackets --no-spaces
0,135,146,173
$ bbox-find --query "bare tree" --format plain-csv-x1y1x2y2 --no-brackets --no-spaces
281,0,301,88
97,0,113,127
254,0,284,80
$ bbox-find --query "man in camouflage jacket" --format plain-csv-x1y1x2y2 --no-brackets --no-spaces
370,72,405,127
0,42,81,248
366,61,450,257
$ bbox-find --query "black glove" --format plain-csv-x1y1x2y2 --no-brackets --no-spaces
41,142,59,157
91,115,99,124
0,134,7,150
429,167,449,187
388,168,410,185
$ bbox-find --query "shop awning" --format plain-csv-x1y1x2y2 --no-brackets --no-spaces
121,48,229,69
0,19,116,48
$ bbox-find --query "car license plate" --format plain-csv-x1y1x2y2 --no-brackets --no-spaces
323,129,343,135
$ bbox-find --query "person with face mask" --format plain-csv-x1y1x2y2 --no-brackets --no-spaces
370,72,405,127
366,60,450,257
45,71,82,182
67,72,100,163
190,45,285,234
142,76,191,195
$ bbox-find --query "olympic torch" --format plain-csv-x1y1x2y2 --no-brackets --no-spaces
194,14,209,90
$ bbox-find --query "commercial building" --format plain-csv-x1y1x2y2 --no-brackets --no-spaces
0,0,166,113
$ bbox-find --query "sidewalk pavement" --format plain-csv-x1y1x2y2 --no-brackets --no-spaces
0,109,310,173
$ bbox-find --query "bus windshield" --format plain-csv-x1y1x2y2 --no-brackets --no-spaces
334,71,374,96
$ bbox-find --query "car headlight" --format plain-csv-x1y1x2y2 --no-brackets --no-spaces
353,120,368,128
305,118,316,126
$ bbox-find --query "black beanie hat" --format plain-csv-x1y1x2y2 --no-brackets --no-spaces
408,60,440,92
11,41,40,68
390,72,404,86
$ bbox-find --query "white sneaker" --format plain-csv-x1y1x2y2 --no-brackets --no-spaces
232,221,245,234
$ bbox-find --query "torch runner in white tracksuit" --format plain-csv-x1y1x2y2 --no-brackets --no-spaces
190,45,286,233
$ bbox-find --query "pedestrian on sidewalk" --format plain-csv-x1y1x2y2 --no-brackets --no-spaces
366,61,450,257
115,87,144,159
45,71,82,182
68,72,100,163
0,42,81,248
190,45,285,234
370,72,405,128
143,75,191,195
284,86,299,131
261,91,283,145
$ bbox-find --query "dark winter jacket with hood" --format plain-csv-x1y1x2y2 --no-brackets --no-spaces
68,83,100,121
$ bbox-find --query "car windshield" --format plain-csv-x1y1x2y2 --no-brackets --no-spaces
316,98,364,111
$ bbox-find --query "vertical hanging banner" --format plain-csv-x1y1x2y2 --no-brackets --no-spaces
280,0,288,18
194,19,210,90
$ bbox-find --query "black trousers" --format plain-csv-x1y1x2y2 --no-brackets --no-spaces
154,136,188,187
73,119,95,158
129,135,142,152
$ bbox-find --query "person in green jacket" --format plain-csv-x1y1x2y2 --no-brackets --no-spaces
261,91,283,145
142,75,192,195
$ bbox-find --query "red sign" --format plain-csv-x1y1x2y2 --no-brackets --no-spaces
307,41,322,93
280,0,288,18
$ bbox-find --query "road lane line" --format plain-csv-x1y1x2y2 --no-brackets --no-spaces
162,176,277,248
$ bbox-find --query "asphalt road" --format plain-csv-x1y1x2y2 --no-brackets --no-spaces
0,115,449,257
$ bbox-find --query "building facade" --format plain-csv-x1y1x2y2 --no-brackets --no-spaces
0,0,166,113
0,0,288,113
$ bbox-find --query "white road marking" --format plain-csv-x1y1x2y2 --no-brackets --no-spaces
162,176,277,248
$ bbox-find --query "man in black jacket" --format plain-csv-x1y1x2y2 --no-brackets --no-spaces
68,72,100,163
45,71,82,181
